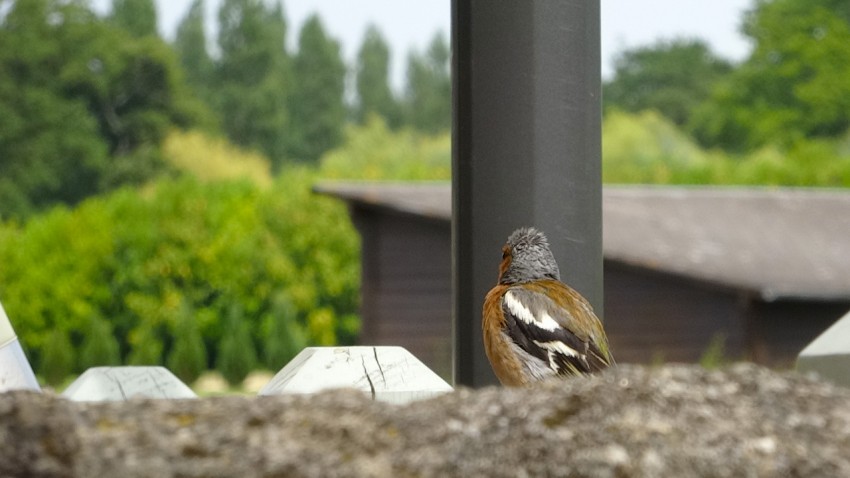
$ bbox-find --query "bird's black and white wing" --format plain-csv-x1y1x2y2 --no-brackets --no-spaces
501,284,612,376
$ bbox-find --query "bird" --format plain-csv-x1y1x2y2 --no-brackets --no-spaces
482,227,613,386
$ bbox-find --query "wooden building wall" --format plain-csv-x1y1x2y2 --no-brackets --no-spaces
345,207,847,375
744,300,850,367
603,261,744,364
350,207,453,381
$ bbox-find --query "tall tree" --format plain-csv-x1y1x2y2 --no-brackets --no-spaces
690,0,850,150
288,14,346,162
174,0,214,104
110,0,158,38
355,25,400,127
0,0,205,219
603,39,732,127
403,31,451,134
215,0,291,168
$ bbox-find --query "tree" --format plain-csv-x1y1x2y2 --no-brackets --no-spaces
403,31,451,134
0,0,206,219
126,322,164,365
174,0,213,102
690,0,850,150
0,0,108,218
603,39,732,127
288,14,346,162
167,303,208,384
110,0,158,38
355,25,401,127
39,329,76,385
216,304,258,385
78,316,122,369
214,0,292,168
262,292,306,369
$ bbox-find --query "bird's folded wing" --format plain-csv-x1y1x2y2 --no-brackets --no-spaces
502,284,612,375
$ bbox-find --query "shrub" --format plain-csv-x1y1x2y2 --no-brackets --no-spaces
262,292,307,370
166,303,208,384
216,304,258,385
319,115,450,180
78,316,121,370
39,329,75,386
0,168,359,382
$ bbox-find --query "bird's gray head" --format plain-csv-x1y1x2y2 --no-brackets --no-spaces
498,227,561,284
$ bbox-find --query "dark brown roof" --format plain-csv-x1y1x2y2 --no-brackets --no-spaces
313,182,451,221
604,186,850,301
314,182,850,301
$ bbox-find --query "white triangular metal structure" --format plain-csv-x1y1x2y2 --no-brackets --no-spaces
62,366,197,402
0,301,41,392
797,309,850,387
259,346,453,404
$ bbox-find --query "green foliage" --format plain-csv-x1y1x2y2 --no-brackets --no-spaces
126,321,164,365
216,304,258,384
691,0,850,150
603,39,732,127
355,25,401,128
162,128,273,187
262,292,306,370
78,316,121,370
699,334,729,369
167,303,208,383
0,1,109,218
603,110,719,184
39,330,75,386
603,110,850,186
319,116,451,180
214,0,292,168
110,0,158,38
0,0,208,220
403,31,451,134
174,0,214,106
0,168,359,383
289,15,347,163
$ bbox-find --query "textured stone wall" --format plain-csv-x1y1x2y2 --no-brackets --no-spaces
2,364,850,477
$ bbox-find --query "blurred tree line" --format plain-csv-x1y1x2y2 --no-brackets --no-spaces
0,0,451,220
603,0,850,183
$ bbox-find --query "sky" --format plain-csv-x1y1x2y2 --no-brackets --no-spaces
92,0,755,87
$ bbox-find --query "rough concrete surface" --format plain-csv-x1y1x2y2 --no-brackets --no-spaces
2,363,850,477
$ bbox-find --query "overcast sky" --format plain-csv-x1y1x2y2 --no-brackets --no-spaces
92,0,754,86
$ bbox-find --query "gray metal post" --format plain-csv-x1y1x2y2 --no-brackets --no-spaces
452,1,602,387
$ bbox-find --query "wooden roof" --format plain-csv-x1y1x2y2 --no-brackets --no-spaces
314,182,850,301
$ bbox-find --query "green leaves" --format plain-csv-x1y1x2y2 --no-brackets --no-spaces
212,0,292,168
319,116,450,181
691,0,850,150
288,15,346,163
0,170,359,386
603,110,850,186
356,25,401,128
0,0,206,220
403,32,451,134
603,39,732,127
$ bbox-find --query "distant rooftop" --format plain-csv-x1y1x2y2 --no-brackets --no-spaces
314,182,850,301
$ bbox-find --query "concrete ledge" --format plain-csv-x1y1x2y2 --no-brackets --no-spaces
798,309,850,386
62,367,197,402
259,346,453,404
2,363,850,477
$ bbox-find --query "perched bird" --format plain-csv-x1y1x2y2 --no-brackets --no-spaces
482,227,613,386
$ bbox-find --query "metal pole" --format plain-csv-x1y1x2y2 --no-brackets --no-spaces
452,1,602,387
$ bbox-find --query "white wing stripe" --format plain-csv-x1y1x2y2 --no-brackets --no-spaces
533,339,579,358
504,291,561,331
